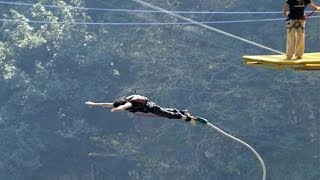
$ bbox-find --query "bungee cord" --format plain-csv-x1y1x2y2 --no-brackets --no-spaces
194,117,266,180
134,112,267,180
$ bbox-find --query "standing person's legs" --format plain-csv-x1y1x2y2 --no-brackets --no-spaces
286,20,297,60
295,20,306,59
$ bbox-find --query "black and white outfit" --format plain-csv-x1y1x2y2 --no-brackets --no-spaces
122,95,191,121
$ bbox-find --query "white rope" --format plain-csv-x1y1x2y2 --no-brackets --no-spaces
132,0,284,55
206,122,266,180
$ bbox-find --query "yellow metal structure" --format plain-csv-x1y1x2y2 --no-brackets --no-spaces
243,52,320,70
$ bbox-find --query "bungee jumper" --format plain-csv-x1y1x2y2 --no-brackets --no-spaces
85,94,197,125
85,94,266,180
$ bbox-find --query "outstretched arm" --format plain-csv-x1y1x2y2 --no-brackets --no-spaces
111,102,132,112
309,2,320,11
85,101,114,108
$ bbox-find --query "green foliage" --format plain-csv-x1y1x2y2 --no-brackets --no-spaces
0,0,319,180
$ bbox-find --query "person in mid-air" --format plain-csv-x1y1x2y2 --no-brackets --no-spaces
85,94,196,124
283,0,320,60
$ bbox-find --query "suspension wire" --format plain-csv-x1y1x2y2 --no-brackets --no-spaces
1,15,319,26
132,0,284,55
0,0,284,54
0,0,301,15
0,17,297,25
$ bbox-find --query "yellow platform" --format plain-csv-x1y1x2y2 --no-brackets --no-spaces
243,52,320,70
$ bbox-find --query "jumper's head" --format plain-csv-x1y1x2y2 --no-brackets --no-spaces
113,98,126,108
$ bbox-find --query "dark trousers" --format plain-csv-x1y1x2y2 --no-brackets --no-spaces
146,102,183,119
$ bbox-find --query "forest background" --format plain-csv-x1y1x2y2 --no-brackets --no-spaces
0,0,319,179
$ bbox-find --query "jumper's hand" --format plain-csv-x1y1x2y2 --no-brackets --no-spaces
85,101,95,107
111,108,121,112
